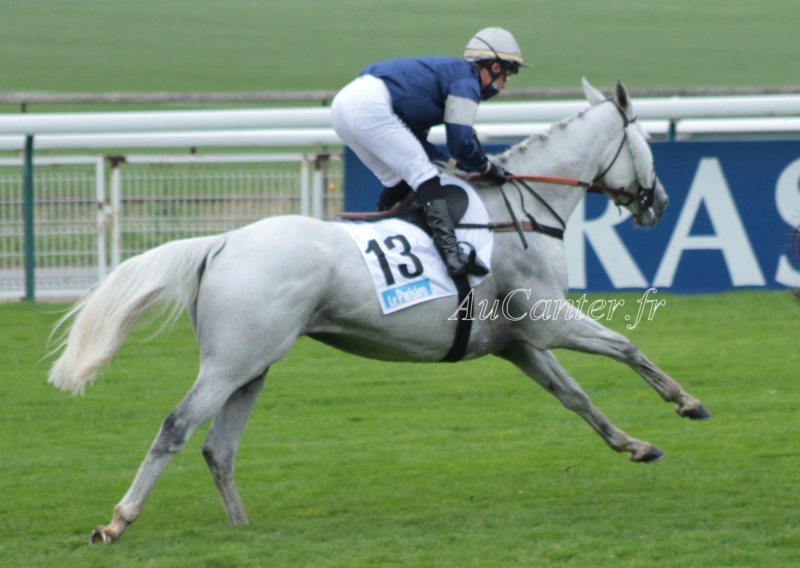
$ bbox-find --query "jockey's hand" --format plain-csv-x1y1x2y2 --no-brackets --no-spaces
485,162,509,184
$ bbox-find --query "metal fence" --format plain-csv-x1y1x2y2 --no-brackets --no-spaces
0,153,342,301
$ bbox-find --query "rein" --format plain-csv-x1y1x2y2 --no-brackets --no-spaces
508,174,644,204
457,174,645,247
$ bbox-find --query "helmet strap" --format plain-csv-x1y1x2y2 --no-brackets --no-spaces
475,61,505,98
487,61,506,83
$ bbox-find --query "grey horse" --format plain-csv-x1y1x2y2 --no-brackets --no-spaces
48,78,709,544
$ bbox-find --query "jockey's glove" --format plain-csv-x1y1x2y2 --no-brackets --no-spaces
484,162,509,184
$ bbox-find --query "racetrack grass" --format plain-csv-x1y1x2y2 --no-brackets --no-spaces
1,0,799,107
1,290,798,567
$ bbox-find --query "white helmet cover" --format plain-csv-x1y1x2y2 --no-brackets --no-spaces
464,27,528,67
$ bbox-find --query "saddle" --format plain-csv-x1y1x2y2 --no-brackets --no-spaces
335,184,471,234
337,183,475,364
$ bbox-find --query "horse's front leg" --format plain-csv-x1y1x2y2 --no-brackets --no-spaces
495,342,664,463
551,314,710,421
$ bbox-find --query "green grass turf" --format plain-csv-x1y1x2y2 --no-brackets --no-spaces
1,290,798,566
0,0,798,98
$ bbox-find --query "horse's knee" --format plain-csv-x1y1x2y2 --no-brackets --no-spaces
598,333,645,367
604,333,640,364
549,383,591,414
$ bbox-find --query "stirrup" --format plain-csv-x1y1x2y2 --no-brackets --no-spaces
464,244,489,276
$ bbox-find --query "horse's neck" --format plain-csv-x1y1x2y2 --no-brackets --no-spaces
504,103,620,179
488,105,620,224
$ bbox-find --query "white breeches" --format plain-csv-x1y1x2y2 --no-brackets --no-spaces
330,75,439,190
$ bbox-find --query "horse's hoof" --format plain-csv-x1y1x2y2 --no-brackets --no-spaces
678,403,711,421
641,445,665,463
630,444,665,463
89,526,113,545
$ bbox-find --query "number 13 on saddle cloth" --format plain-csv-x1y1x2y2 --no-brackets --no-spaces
339,178,494,314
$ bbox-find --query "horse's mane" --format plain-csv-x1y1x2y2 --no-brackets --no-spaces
495,108,591,166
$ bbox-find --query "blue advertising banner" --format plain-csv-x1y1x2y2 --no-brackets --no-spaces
343,140,800,293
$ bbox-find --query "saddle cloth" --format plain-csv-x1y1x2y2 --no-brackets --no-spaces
339,177,493,315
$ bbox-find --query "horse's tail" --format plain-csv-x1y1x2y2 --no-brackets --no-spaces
48,234,225,395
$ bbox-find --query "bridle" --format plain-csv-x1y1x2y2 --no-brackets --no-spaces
460,100,658,249
511,100,657,215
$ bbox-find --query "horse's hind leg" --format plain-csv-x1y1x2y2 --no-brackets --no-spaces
201,371,267,525
496,342,664,463
90,374,242,544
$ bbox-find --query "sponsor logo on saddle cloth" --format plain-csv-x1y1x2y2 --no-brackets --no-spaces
340,178,493,314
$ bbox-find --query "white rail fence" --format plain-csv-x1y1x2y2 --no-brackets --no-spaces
2,93,800,301
4,93,800,149
0,156,104,300
0,153,341,301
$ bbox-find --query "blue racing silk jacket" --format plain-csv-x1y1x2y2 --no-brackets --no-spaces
360,56,492,173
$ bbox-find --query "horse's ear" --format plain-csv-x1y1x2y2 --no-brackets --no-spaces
582,77,606,106
615,80,631,111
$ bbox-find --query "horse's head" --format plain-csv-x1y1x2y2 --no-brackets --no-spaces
582,78,668,227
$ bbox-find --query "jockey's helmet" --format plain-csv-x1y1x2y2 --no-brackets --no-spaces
464,27,528,72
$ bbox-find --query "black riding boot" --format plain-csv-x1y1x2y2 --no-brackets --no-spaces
416,177,489,277
376,181,412,211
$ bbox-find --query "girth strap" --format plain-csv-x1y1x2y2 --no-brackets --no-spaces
441,273,473,362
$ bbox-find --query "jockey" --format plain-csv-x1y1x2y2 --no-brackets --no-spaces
331,27,528,277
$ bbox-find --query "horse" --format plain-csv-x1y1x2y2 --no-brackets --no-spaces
48,78,710,544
